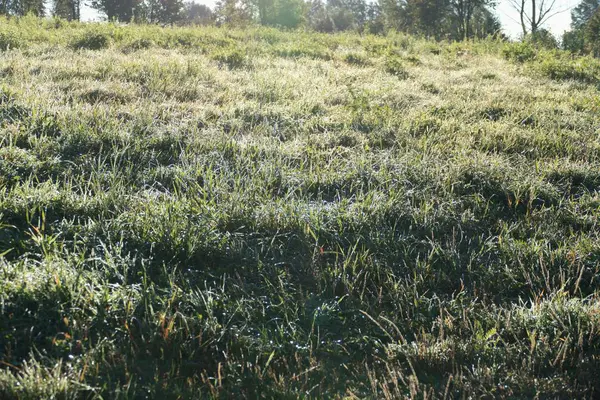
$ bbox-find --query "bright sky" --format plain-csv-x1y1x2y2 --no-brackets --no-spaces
81,0,580,39
497,0,578,38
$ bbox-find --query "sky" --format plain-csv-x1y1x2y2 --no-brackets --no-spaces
496,0,577,38
81,0,579,39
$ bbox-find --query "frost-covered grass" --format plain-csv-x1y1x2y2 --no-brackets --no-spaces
2,17,600,398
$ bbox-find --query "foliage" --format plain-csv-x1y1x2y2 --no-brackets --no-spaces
585,8,600,57
503,38,600,83
384,55,409,78
534,53,600,83
70,30,111,50
210,46,246,68
0,0,45,16
524,28,559,49
502,41,537,62
307,0,335,31
214,0,254,25
571,0,600,29
88,0,142,22
0,30,23,50
562,28,585,53
180,2,215,25
52,0,81,21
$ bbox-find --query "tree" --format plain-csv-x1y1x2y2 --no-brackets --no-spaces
508,0,565,35
562,0,599,55
406,0,448,38
379,0,406,31
89,0,142,22
159,0,184,24
181,2,214,24
252,0,274,24
53,0,81,20
307,0,335,31
449,0,493,39
571,0,599,29
562,28,585,52
0,0,44,15
330,0,368,28
327,0,358,31
470,6,502,37
585,8,600,56
247,0,305,27
215,0,253,25
524,27,557,47
364,2,385,34
307,0,370,32
274,0,305,27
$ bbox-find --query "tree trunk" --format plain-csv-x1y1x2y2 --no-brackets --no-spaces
520,0,527,35
531,0,537,33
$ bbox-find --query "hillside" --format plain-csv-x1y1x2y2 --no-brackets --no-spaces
2,18,600,398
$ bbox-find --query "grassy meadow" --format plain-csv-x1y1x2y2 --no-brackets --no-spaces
2,16,600,398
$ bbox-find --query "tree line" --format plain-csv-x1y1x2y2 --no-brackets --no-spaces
1,0,599,53
0,1,214,25
561,0,600,56
0,0,501,40
212,0,503,40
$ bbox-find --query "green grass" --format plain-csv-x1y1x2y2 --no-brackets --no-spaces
1,16,600,399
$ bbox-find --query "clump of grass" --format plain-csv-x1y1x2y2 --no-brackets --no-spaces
384,56,409,79
272,42,333,60
502,42,600,84
0,31,23,51
403,54,422,65
0,359,94,399
70,30,111,50
534,54,600,83
503,41,536,63
421,82,440,94
342,52,370,66
121,37,155,53
211,47,246,69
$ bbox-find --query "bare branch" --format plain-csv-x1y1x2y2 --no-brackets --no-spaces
539,6,573,24
505,0,570,34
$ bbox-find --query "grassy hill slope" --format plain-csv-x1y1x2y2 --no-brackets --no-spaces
2,17,600,398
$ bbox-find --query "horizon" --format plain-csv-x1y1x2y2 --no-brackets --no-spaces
80,0,579,39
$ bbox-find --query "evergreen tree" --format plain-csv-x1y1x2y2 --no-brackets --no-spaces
0,0,44,16
585,8,600,56
470,6,501,38
572,0,600,29
53,0,81,20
